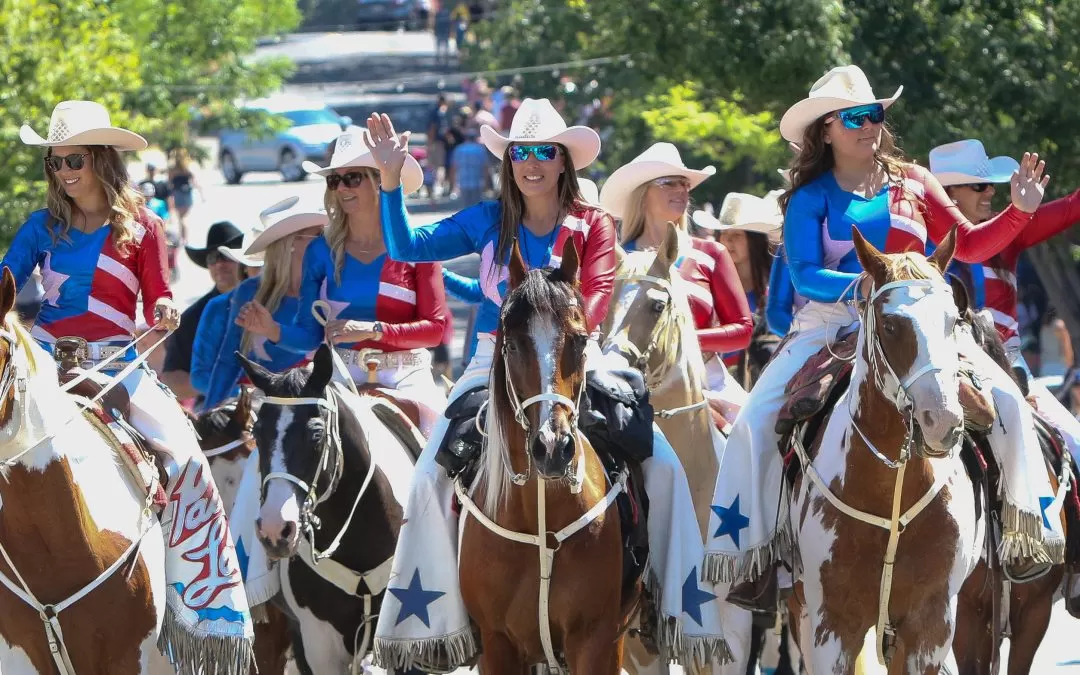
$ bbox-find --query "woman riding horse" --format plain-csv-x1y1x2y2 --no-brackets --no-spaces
600,142,753,426
1,100,252,665
704,65,1065,592
366,99,730,671
191,197,326,410
237,131,449,436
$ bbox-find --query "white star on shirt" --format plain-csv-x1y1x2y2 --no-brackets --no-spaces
40,252,69,307
324,299,351,321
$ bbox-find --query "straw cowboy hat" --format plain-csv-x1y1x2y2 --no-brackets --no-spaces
692,191,784,243
929,139,1019,186
599,142,715,219
185,221,245,268
779,65,903,143
479,98,601,170
20,100,147,152
244,196,329,257
303,130,424,195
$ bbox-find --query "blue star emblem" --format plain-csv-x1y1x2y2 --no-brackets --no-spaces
1040,496,1056,530
236,538,250,582
711,495,751,548
388,570,445,628
681,567,716,627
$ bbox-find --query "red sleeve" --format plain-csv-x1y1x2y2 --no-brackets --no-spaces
374,262,450,350
578,209,617,332
1012,188,1080,250
135,211,172,327
912,164,1033,263
695,241,753,353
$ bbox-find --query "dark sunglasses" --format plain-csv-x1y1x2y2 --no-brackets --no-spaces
509,144,559,163
960,183,993,193
45,153,90,172
830,103,886,130
325,171,369,190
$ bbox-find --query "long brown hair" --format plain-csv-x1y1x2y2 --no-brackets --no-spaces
745,231,774,301
492,143,582,277
45,145,145,256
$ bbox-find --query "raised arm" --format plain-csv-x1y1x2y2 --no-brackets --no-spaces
1012,187,1080,250
784,185,861,303
697,242,753,353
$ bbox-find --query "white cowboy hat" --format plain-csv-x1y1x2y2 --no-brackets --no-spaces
692,191,783,243
302,130,424,195
929,139,1019,186
479,98,601,170
779,65,903,143
577,177,599,205
598,143,715,219
243,196,329,257
20,101,147,152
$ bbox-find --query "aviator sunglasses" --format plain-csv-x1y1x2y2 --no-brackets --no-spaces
509,144,559,163
325,171,370,190
828,103,886,130
44,153,90,172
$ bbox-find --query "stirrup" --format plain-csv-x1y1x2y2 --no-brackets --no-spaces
726,562,779,614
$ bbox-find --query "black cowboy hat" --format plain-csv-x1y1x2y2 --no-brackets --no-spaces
185,221,245,268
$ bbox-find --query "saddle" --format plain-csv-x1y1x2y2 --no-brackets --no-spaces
355,383,424,433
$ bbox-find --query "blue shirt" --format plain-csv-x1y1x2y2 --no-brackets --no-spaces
441,267,482,364
765,252,807,336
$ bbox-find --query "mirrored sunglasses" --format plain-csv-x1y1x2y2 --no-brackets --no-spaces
830,103,886,130
45,153,90,172
509,144,559,163
652,176,693,190
326,171,369,189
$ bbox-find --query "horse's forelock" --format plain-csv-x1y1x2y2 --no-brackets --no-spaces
881,252,944,284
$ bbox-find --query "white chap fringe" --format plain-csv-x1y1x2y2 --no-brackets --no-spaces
372,626,478,673
998,502,1062,565
644,569,734,668
157,605,254,675
702,522,793,585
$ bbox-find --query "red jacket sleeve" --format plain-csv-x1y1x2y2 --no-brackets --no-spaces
373,262,450,350
1011,188,1080,250
578,210,617,333
696,241,753,353
913,164,1033,263
135,211,172,327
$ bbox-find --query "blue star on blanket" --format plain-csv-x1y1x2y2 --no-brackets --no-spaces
711,495,751,548
681,567,716,627
235,538,250,582
1040,496,1056,530
388,570,445,628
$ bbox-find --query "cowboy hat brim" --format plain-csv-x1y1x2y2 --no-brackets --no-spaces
302,152,425,195
599,161,715,219
778,86,903,144
479,124,602,171
934,156,1019,187
19,124,148,152
219,246,265,267
691,209,782,237
245,213,328,256
185,233,245,268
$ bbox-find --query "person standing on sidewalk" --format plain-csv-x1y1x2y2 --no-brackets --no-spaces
450,125,490,206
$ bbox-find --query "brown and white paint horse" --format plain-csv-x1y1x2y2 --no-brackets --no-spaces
788,230,985,673
459,241,636,673
0,267,167,674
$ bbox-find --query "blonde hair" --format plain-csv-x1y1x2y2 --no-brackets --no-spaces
323,167,380,284
44,146,146,256
240,237,293,355
618,182,690,245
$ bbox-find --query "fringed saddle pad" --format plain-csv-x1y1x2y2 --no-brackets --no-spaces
81,405,167,512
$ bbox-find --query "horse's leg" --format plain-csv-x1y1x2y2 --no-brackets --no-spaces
565,628,623,675
1006,571,1061,675
893,598,959,675
952,560,997,675
476,631,527,675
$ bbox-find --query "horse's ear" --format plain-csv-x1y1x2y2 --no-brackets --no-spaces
656,221,680,271
851,226,887,285
559,237,579,285
305,344,333,392
508,238,527,290
929,225,958,274
233,387,253,427
236,352,274,393
947,273,971,315
0,268,16,319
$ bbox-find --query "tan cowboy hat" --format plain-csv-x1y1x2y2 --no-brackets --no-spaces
479,98,601,169
244,196,329,257
692,191,783,243
929,139,1019,186
598,143,715,219
20,101,147,152
779,65,902,143
303,130,424,195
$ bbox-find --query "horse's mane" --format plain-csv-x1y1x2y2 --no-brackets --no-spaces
881,252,943,284
6,313,40,376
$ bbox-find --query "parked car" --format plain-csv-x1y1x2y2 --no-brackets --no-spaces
218,98,354,184
356,0,430,31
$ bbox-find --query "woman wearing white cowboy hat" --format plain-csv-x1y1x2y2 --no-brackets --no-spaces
704,65,1063,598
603,143,753,419
191,197,327,410
236,130,448,435
3,101,253,659
930,138,1080,468
363,101,732,670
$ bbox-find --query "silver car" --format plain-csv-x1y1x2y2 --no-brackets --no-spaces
218,99,353,184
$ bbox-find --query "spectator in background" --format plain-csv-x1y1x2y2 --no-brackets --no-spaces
1040,307,1074,378
497,87,520,132
427,94,451,195
450,126,490,206
138,181,170,221
139,162,171,210
434,5,452,66
451,1,470,53
168,149,202,244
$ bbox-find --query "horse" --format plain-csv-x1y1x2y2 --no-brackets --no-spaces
458,240,636,673
786,229,985,673
237,345,422,674
0,267,168,674
602,222,751,674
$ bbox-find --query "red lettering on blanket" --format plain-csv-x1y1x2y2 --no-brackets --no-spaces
168,463,241,609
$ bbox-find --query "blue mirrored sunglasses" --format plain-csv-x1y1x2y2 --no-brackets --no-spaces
834,103,886,130
509,144,559,162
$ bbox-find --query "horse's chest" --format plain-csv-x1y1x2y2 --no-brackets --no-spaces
282,556,370,662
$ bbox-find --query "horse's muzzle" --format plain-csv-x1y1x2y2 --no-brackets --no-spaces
531,426,576,480
256,517,300,560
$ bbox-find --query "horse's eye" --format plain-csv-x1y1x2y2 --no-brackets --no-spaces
504,339,518,354
883,317,898,335
651,298,666,314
